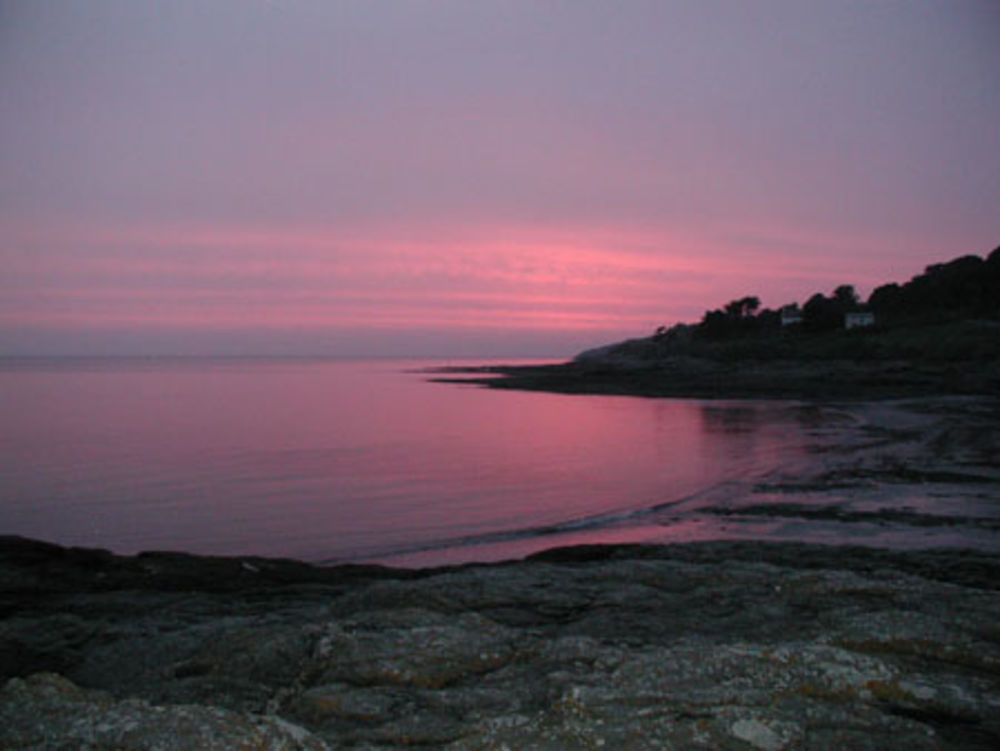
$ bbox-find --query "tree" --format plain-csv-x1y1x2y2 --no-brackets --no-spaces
802,293,840,332
868,283,902,315
833,285,859,310
698,296,764,339
866,252,997,321
724,296,761,320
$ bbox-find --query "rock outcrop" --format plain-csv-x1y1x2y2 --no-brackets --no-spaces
1,671,327,750
3,537,1000,749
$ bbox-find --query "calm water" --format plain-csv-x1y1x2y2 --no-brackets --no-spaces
0,357,851,566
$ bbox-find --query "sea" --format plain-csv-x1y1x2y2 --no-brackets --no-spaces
1,357,990,567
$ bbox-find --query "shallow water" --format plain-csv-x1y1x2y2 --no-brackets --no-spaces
1,358,995,566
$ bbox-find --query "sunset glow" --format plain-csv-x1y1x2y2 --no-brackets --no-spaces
2,1,997,357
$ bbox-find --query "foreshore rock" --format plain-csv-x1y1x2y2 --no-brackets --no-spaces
3,536,1000,749
1,671,327,750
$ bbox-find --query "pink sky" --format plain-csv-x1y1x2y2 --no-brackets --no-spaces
2,1,998,357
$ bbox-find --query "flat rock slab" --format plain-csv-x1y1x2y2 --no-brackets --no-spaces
1,672,328,750
2,537,1000,749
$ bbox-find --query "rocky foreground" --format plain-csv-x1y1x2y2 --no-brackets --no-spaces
3,536,1000,750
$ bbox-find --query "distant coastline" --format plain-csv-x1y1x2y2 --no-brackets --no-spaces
429,333,1000,400
434,249,1000,400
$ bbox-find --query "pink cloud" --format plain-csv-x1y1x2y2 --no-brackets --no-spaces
2,211,991,356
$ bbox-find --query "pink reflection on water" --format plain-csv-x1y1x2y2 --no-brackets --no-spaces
0,358,807,564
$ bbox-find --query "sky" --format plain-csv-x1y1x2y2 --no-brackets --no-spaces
1,1,998,358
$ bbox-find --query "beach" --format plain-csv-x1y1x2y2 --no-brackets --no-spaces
3,393,999,749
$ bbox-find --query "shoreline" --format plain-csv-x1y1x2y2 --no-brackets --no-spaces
9,393,999,569
4,387,999,748
4,532,1000,594
428,355,1000,400
375,391,1000,566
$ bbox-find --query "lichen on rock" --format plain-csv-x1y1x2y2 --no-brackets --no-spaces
0,672,329,750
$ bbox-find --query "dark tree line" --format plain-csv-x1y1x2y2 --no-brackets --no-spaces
698,296,764,339
801,284,860,332
667,247,1000,342
867,248,1000,322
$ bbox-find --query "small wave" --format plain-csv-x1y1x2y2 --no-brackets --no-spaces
320,480,749,565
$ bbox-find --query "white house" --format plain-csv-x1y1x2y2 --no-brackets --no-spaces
780,305,803,327
845,311,875,329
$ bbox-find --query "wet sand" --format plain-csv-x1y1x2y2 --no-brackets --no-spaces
430,358,1000,557
676,396,1000,552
